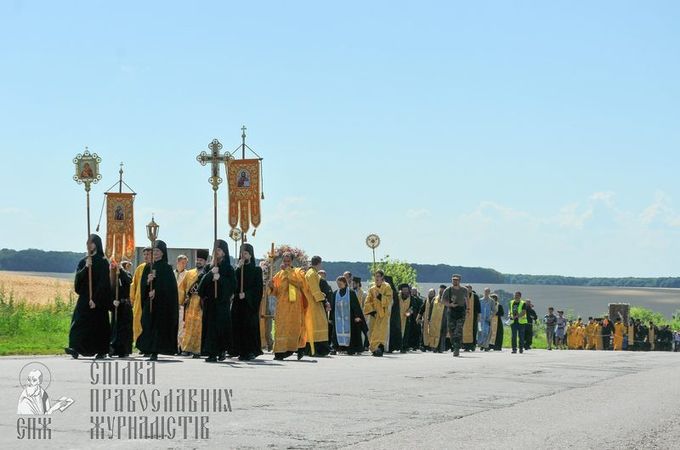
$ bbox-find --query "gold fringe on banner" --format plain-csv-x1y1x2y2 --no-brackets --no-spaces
226,158,262,235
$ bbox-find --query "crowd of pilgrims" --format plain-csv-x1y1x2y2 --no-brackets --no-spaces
64,234,680,362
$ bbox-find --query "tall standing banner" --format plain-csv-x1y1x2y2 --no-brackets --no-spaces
226,158,262,235
105,192,135,261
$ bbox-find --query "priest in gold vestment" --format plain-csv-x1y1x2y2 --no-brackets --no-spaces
362,270,393,357
131,247,151,343
269,252,309,360
177,249,209,357
303,256,330,356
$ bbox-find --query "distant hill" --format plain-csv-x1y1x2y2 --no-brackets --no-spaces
0,248,83,273
1,248,678,288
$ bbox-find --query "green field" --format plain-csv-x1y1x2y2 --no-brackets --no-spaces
0,287,72,355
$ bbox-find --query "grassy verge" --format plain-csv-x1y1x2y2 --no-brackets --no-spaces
501,324,549,349
0,286,73,355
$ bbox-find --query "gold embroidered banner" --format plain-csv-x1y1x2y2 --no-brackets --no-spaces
105,192,135,261
226,158,261,234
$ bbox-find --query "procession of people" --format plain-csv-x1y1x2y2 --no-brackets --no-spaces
64,239,679,361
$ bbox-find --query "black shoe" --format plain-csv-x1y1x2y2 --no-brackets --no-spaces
64,347,79,359
218,352,227,361
143,354,150,357
95,353,107,359
453,349,460,357
330,350,337,355
206,356,217,363
372,350,383,357
192,354,201,359
149,353,158,361
519,349,524,354
274,354,285,361
297,349,304,360
400,349,407,354
512,349,517,354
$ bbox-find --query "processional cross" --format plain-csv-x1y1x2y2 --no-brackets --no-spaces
196,139,233,243
197,139,233,295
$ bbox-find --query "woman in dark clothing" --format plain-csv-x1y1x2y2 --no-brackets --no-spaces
65,234,112,359
233,243,264,361
136,240,179,361
109,260,133,357
199,239,236,362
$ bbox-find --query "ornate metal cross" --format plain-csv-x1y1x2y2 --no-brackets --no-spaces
196,139,232,192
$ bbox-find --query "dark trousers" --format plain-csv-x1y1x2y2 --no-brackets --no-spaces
511,321,525,351
447,316,465,352
524,323,533,349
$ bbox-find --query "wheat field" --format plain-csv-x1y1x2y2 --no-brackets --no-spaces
0,270,74,305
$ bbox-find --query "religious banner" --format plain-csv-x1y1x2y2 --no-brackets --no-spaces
105,192,135,261
226,158,262,234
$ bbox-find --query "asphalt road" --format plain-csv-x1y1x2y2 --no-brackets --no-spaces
1,349,678,449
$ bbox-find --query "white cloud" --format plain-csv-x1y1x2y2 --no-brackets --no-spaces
639,191,675,225
406,208,430,219
270,196,310,222
555,202,593,229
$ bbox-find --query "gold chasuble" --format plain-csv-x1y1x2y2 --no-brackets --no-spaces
399,296,411,338
426,296,446,348
303,267,329,347
271,268,308,353
594,324,603,350
177,268,203,354
613,322,624,351
131,262,146,342
462,292,475,344
488,302,499,345
421,297,432,347
363,283,393,352
628,324,636,349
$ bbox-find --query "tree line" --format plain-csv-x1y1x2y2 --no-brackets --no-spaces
1,248,679,288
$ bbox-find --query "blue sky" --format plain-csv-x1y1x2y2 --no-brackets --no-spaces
1,1,679,277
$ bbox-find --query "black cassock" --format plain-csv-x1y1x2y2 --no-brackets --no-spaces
493,303,505,350
233,243,263,359
329,288,368,354
67,234,112,357
199,239,236,358
137,240,179,356
406,295,423,350
384,276,402,353
110,268,133,357
320,278,335,349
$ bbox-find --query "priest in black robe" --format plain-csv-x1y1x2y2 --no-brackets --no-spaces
407,291,423,350
233,243,263,361
65,234,112,359
384,275,402,353
110,260,133,357
199,239,236,362
492,295,505,351
136,240,179,361
318,270,336,354
330,276,368,355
